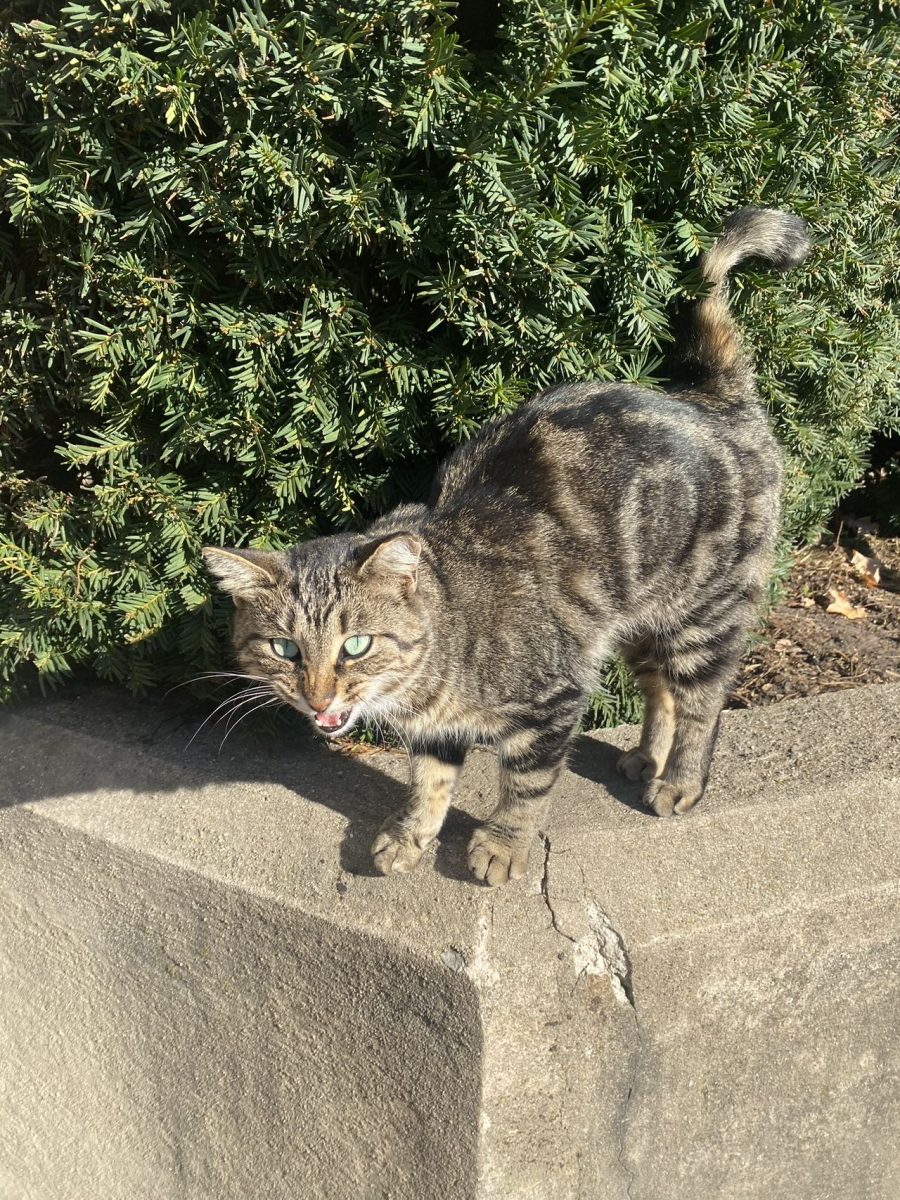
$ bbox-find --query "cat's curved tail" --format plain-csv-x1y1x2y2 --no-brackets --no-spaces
676,207,810,407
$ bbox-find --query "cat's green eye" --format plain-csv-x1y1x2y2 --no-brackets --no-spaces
342,634,372,659
270,637,300,660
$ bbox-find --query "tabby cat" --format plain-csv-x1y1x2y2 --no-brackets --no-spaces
204,208,810,886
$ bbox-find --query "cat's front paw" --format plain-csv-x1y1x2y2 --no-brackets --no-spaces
642,778,703,818
371,822,429,875
467,825,530,887
617,747,661,782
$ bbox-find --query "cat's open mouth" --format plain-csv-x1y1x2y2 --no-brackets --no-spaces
313,709,354,736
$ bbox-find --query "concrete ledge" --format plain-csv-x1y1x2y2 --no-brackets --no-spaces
2,685,899,1199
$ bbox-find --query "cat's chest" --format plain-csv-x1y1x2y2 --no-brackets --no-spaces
398,683,527,748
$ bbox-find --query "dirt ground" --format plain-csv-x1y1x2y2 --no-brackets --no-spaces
733,522,900,708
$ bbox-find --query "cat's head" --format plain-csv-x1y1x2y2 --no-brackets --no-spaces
203,531,428,738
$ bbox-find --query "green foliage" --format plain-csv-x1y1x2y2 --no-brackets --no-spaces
1,0,898,716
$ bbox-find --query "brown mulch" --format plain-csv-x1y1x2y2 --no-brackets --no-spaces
732,524,900,708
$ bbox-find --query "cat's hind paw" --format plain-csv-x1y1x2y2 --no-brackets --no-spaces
467,825,530,887
617,747,661,782
642,779,703,818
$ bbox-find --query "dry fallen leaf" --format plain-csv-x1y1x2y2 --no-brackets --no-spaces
790,595,815,609
824,588,867,620
849,548,881,589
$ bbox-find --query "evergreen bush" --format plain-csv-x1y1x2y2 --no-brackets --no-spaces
1,0,897,714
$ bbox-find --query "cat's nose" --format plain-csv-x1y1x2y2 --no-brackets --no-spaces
307,692,336,713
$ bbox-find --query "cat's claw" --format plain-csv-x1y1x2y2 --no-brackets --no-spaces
642,779,703,818
371,825,428,875
467,826,529,887
617,747,661,782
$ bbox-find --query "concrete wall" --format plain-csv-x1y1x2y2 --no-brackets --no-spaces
2,684,899,1198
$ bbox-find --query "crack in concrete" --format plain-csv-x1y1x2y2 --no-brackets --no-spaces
541,832,641,1199
540,833,576,943
577,902,635,1009
541,835,635,1009
619,1027,641,1200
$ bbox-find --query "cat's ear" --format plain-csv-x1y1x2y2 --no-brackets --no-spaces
356,533,421,591
202,547,278,600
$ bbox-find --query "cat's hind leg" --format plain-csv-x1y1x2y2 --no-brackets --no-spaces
617,640,677,783
641,619,746,817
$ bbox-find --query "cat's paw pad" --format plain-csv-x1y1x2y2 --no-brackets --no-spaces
642,779,703,818
467,825,529,887
371,824,428,875
617,748,660,782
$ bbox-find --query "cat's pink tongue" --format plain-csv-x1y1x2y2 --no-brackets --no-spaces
315,710,347,730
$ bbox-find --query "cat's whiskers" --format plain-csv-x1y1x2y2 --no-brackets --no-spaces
218,688,278,733
380,713,413,757
186,684,275,749
218,696,282,754
165,671,271,700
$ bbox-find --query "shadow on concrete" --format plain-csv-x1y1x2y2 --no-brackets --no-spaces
3,684,490,1200
568,735,652,815
2,683,642,884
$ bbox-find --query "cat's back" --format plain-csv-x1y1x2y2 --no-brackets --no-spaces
430,380,778,514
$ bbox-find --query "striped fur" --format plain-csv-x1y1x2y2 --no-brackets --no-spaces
205,208,810,885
